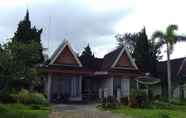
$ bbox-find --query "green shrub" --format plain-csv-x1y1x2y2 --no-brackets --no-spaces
128,98,138,108
130,89,147,98
0,89,17,103
30,104,41,110
0,88,48,105
101,96,118,109
158,112,170,118
160,96,168,102
152,101,172,109
120,97,128,105
16,89,31,104
0,104,7,113
169,97,183,105
30,93,48,105
15,89,48,105
153,95,161,100
129,89,148,108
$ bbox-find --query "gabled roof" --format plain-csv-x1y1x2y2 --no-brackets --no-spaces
101,47,121,69
102,46,138,70
40,40,140,76
177,58,186,76
157,57,186,80
93,58,104,70
49,40,82,67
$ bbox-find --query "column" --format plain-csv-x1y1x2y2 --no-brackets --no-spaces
47,74,52,102
117,88,121,103
79,76,82,100
109,77,114,96
99,88,103,101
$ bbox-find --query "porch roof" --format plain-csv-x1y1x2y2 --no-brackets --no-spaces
39,64,96,76
39,64,141,77
108,68,142,77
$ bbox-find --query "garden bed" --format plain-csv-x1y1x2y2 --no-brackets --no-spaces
0,104,50,118
101,102,186,118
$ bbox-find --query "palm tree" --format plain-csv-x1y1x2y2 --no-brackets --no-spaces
152,24,186,101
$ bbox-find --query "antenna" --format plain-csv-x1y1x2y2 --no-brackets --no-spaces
47,14,52,56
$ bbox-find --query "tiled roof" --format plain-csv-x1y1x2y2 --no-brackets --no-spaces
40,40,140,75
93,58,103,70
157,57,186,81
101,47,122,70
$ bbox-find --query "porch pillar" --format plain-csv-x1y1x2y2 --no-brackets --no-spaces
47,74,52,102
79,76,82,100
117,88,121,103
136,80,139,89
99,88,103,101
128,79,131,100
109,77,114,96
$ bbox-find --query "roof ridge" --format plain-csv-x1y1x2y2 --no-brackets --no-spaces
103,46,122,57
177,57,186,75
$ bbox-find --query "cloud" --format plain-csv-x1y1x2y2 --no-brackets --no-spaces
115,0,186,35
114,0,186,60
82,0,134,12
0,0,130,57
0,0,186,59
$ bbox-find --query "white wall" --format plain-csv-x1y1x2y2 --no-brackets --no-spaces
101,77,113,96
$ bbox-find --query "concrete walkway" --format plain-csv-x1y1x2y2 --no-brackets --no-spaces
51,104,127,118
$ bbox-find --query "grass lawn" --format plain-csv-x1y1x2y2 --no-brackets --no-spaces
108,102,186,118
0,104,50,118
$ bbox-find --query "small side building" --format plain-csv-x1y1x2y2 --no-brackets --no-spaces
157,58,186,98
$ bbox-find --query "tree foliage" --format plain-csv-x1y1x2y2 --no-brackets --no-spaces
79,44,95,68
0,41,41,89
13,10,44,62
116,32,139,53
0,10,44,90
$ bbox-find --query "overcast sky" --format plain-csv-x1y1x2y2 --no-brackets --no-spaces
0,0,186,60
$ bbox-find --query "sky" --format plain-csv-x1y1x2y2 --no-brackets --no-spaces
0,0,186,60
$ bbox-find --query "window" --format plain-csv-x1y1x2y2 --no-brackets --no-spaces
71,77,80,97
113,78,121,96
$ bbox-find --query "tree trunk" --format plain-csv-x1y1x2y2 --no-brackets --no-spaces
167,43,172,101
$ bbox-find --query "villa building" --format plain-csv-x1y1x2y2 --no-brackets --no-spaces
40,40,141,103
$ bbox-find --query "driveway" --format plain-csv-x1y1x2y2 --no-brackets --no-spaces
51,104,127,118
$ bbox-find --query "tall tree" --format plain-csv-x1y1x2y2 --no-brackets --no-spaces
0,44,16,89
0,41,41,90
0,10,45,90
79,44,95,68
133,28,152,73
13,10,44,62
152,24,186,100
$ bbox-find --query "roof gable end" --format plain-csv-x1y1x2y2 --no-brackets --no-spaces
49,40,82,67
111,46,138,69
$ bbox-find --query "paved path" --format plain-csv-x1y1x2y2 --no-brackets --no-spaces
51,104,128,118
